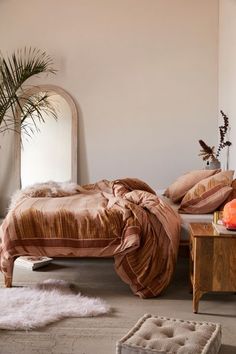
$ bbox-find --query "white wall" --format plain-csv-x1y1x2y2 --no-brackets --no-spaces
0,0,219,214
219,0,236,171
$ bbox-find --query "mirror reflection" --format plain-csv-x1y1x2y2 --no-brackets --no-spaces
21,94,72,188
16,85,78,189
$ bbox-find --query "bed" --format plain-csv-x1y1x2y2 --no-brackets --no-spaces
0,178,180,298
156,170,235,246
157,191,213,245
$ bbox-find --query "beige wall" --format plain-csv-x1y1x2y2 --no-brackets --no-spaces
0,0,219,215
219,0,236,171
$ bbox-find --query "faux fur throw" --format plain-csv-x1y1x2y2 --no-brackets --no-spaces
9,181,81,211
0,279,110,330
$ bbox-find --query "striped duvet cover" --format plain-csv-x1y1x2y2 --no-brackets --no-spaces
0,178,180,298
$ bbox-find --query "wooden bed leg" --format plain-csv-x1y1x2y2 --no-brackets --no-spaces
3,258,15,287
4,276,13,288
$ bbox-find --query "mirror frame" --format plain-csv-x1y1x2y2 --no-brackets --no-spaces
14,85,78,189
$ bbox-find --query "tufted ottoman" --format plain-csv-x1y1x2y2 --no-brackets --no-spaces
116,314,221,354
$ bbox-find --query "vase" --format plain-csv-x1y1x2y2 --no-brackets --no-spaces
208,159,221,170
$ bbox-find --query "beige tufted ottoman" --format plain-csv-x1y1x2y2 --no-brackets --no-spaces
116,314,221,354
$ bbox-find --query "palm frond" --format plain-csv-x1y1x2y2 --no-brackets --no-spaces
20,92,58,136
0,47,56,136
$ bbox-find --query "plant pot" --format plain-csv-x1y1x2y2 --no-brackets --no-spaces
208,159,221,170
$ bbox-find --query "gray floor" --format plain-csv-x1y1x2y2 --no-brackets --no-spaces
0,257,235,354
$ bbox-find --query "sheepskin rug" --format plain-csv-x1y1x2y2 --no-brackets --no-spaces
9,181,82,211
0,279,110,330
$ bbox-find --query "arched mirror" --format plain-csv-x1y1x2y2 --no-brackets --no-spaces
15,85,78,189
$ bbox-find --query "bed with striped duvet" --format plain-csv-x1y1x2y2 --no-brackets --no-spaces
0,178,180,298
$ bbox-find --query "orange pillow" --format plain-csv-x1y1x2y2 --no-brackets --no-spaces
179,170,234,214
164,169,220,203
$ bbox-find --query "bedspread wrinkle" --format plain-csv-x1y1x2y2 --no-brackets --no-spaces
0,178,180,298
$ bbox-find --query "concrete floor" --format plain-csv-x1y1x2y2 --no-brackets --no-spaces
0,257,235,354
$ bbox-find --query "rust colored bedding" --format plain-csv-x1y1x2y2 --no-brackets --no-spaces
0,178,180,298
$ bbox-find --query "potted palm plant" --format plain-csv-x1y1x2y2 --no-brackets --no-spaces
0,47,57,137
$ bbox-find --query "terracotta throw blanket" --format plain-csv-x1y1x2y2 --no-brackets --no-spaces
0,178,180,298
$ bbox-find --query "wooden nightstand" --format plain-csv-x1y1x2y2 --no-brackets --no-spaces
189,222,236,313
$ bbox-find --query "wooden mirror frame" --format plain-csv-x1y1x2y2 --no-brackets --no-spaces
14,85,78,189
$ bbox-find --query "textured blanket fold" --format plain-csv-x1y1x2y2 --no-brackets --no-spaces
0,178,180,298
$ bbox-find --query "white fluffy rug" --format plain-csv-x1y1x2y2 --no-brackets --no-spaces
0,279,110,330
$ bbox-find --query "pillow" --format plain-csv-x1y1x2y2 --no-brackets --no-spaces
219,179,236,210
113,178,156,197
164,169,220,203
179,170,234,214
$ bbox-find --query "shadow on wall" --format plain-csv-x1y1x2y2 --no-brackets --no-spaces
0,131,18,217
76,101,89,185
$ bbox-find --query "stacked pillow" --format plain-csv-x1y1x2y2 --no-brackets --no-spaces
164,169,234,214
164,169,220,203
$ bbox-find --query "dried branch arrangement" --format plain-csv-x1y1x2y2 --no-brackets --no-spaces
198,110,232,162
198,140,216,162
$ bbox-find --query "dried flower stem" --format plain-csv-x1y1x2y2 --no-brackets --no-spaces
216,110,232,158
198,110,232,162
